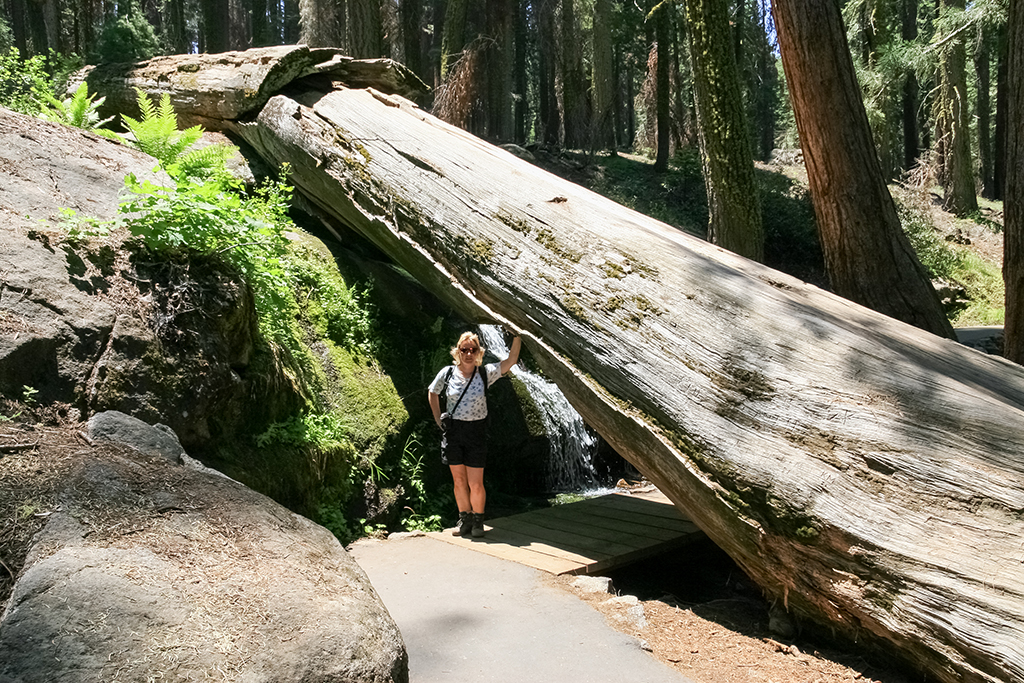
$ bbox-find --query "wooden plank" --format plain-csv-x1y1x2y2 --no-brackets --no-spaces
500,507,678,550
427,529,584,574
561,504,698,534
576,533,700,575
532,504,690,542
586,493,691,520
502,494,695,532
492,517,627,558
579,491,684,512
432,524,601,567
426,492,707,575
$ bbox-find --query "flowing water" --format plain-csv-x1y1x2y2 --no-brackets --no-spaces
478,325,603,492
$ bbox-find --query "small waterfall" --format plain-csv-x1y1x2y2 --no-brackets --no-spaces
478,325,601,492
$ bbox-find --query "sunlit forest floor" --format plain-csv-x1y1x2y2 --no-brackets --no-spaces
529,146,1005,330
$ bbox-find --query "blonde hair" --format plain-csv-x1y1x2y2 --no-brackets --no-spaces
450,331,485,366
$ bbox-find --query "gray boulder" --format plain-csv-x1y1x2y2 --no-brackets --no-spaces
0,107,158,409
0,226,117,408
0,414,408,682
0,108,302,453
88,409,187,463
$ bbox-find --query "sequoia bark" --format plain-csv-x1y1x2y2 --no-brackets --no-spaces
771,0,957,339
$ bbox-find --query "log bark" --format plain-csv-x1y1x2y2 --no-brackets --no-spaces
72,46,428,130
88,51,1024,683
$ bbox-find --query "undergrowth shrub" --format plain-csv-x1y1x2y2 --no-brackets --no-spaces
38,81,117,136
757,167,824,285
0,48,52,115
110,92,434,542
896,195,1004,326
397,429,448,532
91,5,160,64
586,149,707,236
287,243,376,354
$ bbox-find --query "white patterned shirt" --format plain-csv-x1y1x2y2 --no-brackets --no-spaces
429,363,500,421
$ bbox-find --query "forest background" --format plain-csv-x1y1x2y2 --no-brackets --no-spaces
4,0,1020,357
2,0,1020,334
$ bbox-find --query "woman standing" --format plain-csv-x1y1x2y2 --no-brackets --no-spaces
428,330,522,538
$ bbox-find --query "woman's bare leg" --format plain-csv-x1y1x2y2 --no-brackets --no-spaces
466,466,486,514
450,464,471,512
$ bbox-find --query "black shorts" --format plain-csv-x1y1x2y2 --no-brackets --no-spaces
441,418,488,468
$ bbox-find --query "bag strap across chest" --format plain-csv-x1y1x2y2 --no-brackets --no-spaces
443,366,482,415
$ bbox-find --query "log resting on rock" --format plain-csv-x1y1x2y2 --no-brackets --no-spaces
88,51,1024,683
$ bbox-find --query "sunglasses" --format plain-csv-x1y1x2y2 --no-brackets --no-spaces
459,347,479,354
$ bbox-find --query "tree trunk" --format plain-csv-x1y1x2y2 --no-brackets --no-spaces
592,0,614,153
26,0,49,55
1006,0,1024,364
299,0,344,48
166,0,191,53
560,0,589,149
284,0,301,45
771,0,956,340
513,0,527,144
995,25,1008,202
862,0,898,181
381,0,399,59
537,0,560,145
936,0,978,216
75,46,429,129
440,0,467,81
266,0,284,48
484,0,513,142
38,0,62,54
752,2,778,162
901,0,920,172
733,0,744,71
670,11,693,149
653,5,670,171
429,0,443,89
10,0,29,56
84,48,1024,683
684,0,763,262
401,0,424,82
349,0,383,58
975,28,994,200
626,47,635,149
244,86,1023,683
229,0,251,49
201,0,231,53
250,0,271,47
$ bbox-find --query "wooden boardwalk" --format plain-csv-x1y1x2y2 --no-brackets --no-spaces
427,490,705,575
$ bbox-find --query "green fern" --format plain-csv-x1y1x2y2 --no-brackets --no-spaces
121,87,234,185
122,88,204,167
171,143,237,187
38,82,118,138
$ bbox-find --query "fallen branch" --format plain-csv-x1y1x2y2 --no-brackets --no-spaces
0,442,38,454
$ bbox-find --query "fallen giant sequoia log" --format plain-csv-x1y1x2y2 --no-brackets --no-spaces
84,50,1024,683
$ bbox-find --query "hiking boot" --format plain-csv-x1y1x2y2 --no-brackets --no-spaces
452,511,472,537
471,513,486,538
